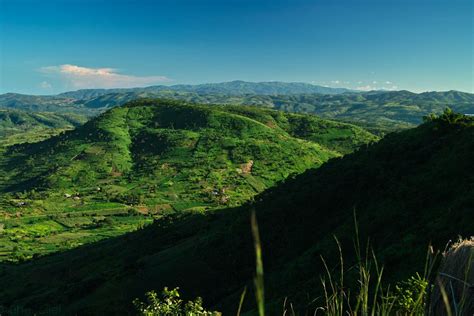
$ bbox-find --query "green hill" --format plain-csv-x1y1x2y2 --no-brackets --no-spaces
0,109,86,135
0,109,87,146
0,110,472,315
0,99,376,262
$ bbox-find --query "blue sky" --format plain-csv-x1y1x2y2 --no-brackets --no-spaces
0,0,472,94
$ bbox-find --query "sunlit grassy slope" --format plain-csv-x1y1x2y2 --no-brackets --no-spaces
0,99,377,261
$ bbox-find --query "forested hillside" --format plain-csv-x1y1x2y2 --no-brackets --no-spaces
0,109,85,132
0,109,87,146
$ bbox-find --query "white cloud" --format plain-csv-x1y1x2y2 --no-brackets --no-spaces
39,64,171,89
377,85,399,91
385,81,392,84
355,85,374,91
311,81,331,87
355,84,399,92
372,81,378,84
39,81,52,89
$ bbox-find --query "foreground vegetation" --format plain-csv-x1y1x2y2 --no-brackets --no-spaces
134,206,473,316
0,109,471,315
133,215,473,316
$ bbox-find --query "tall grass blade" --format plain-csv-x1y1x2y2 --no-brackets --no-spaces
236,286,247,316
438,278,453,316
251,209,265,316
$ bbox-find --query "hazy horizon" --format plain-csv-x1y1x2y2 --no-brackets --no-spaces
2,79,474,96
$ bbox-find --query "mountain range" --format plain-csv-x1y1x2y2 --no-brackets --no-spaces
1,81,472,133
56,80,352,99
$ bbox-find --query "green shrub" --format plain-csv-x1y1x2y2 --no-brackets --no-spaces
393,273,430,314
133,287,220,316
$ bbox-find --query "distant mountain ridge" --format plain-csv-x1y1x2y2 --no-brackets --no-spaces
57,80,352,99
0,93,92,115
